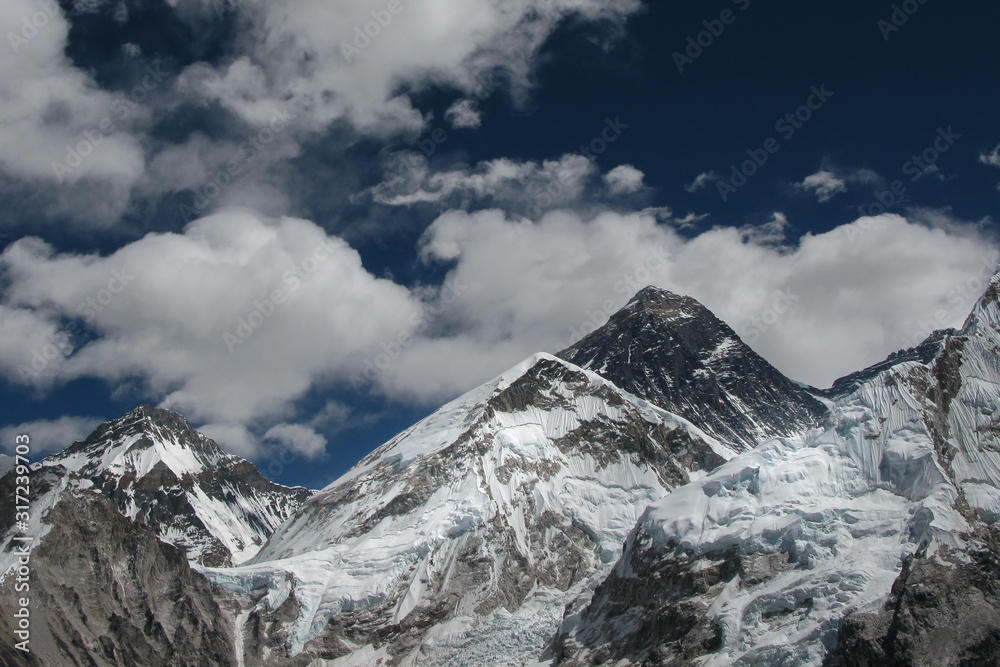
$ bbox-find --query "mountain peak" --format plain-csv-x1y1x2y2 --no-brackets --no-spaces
39,405,312,567
626,285,704,317
50,404,227,480
558,288,826,451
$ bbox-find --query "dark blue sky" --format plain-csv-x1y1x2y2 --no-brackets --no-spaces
1,0,998,490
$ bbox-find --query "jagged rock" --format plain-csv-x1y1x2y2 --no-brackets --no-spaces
0,474,236,666
837,542,1000,667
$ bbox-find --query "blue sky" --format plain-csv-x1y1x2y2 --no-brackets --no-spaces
1,0,999,489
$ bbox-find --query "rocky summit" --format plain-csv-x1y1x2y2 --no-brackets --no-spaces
558,286,827,451
32,404,312,567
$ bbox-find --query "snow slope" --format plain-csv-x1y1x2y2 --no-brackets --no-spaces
555,277,1000,666
39,405,312,566
207,353,734,664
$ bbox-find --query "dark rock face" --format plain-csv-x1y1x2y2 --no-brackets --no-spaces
836,542,1000,667
558,287,827,451
0,475,236,666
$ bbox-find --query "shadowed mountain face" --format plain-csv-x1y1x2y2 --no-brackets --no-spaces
558,286,827,451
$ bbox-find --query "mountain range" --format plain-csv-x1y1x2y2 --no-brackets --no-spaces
3,282,1000,666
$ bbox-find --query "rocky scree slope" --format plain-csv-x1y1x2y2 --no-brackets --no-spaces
0,473,237,666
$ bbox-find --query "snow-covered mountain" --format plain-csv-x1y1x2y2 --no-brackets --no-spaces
6,278,1000,666
206,352,734,664
558,286,827,451
554,276,1000,665
34,404,312,566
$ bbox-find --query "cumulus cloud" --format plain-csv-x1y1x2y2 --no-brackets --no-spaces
738,212,790,247
796,166,881,202
0,0,147,227
1,0,641,231
0,209,424,456
603,164,645,195
407,207,999,393
981,145,1000,190
0,415,102,456
263,423,328,459
179,0,641,137
444,99,482,130
0,201,997,453
367,154,599,215
642,207,709,230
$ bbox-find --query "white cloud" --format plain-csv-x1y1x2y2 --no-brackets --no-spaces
0,209,424,455
0,415,102,456
603,164,644,195
642,207,709,230
796,170,846,202
0,0,147,226
1,0,641,230
179,0,641,138
797,166,882,202
444,99,482,130
2,204,997,454
368,154,598,214
980,145,1000,167
738,212,789,246
263,423,328,459
408,207,999,394
684,171,718,193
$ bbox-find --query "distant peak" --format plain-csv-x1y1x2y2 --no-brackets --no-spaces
625,286,706,320
630,285,682,302
116,403,187,425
